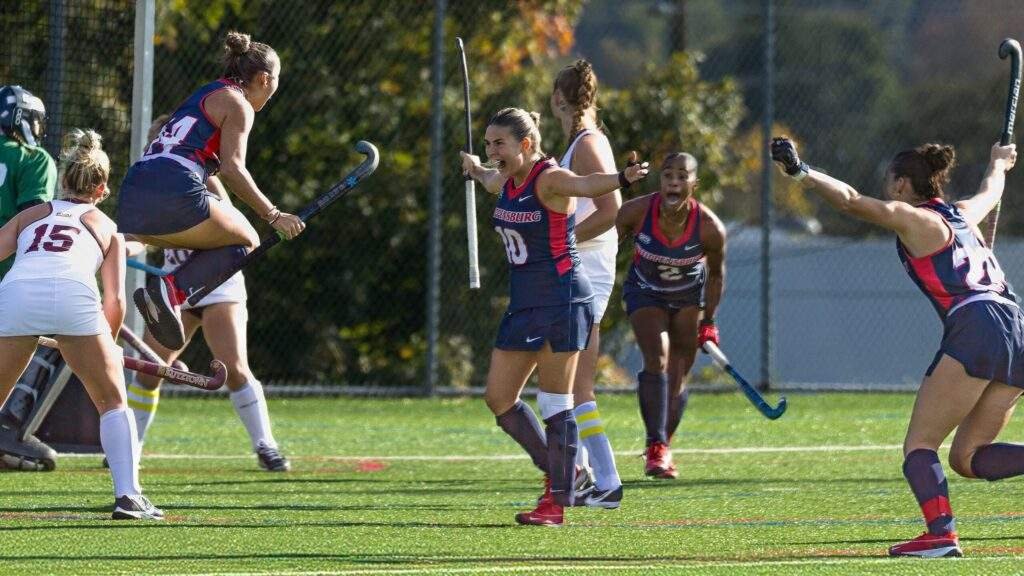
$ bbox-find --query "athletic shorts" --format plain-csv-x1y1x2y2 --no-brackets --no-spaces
495,302,594,353
117,157,212,235
0,278,108,336
927,299,1024,389
578,242,617,322
623,281,703,317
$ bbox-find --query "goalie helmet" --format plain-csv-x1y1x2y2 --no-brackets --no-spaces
0,85,47,147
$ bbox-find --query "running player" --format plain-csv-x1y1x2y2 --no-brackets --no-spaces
118,31,304,351
0,129,162,519
550,59,623,507
123,114,289,472
616,152,727,479
461,107,647,526
771,136,1019,558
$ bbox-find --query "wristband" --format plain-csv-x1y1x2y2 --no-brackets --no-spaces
700,318,715,326
262,207,281,223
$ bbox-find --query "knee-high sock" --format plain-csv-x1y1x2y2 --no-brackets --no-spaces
574,401,621,490
230,379,278,450
100,408,142,497
637,371,668,445
171,245,248,300
971,443,1024,480
496,401,548,473
126,381,159,450
544,409,578,506
666,388,690,444
903,449,956,535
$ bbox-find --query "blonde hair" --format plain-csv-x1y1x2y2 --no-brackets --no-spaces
488,107,544,158
60,129,109,199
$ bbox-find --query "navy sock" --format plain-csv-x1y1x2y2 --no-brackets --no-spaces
666,388,690,443
170,245,248,299
971,443,1024,481
544,409,578,506
495,401,548,473
637,371,668,445
903,449,956,535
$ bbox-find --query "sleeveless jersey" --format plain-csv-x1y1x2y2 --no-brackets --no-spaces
898,199,1017,319
4,200,104,290
625,195,706,294
139,78,243,179
559,129,618,250
492,158,593,311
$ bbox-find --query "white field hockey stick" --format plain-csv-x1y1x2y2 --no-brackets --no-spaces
456,37,480,289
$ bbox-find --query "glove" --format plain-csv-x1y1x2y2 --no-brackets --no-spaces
697,319,719,347
770,137,809,180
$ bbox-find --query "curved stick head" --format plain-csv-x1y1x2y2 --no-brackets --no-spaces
172,359,188,372
207,359,228,391
1000,38,1022,61
765,396,788,420
354,140,380,176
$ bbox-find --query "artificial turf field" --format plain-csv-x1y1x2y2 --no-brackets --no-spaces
2,392,1024,575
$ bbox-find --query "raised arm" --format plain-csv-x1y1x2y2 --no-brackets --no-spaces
572,135,622,242
954,143,1017,226
539,159,648,200
460,151,504,195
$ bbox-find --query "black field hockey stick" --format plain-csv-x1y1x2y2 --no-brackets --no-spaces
184,140,380,306
702,341,787,420
985,38,1021,248
37,337,227,390
456,37,480,289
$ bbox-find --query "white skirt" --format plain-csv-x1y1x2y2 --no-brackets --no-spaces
578,241,618,322
182,271,247,311
0,277,108,337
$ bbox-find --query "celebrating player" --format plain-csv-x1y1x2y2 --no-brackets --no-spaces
117,31,304,351
549,59,623,506
616,152,727,479
0,129,162,519
772,136,1019,557
460,107,647,526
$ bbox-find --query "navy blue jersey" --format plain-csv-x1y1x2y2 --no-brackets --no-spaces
492,158,593,311
140,78,243,179
898,199,1017,319
625,194,706,295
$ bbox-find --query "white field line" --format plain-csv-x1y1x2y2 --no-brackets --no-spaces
58,443,918,461
172,555,1024,576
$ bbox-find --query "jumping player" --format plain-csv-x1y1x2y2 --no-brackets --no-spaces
118,31,304,351
123,113,289,472
771,136,1019,558
461,107,647,526
0,129,162,519
550,59,623,507
616,153,726,479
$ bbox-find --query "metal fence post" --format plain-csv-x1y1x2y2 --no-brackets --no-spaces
760,0,775,390
425,0,447,396
127,0,155,339
44,0,65,159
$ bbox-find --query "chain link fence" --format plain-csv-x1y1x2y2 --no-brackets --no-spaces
7,0,1024,392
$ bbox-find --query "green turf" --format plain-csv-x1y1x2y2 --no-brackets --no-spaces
2,392,1023,574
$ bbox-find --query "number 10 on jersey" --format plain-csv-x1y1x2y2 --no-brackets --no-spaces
495,227,528,265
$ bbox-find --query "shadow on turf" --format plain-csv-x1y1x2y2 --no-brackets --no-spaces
620,477,902,489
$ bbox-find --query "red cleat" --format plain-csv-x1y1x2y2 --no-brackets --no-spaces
888,532,962,558
515,498,564,526
645,442,675,479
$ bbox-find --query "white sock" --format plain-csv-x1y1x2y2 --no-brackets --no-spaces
100,408,142,497
230,379,277,450
575,444,589,468
126,381,160,452
536,392,574,420
574,401,621,490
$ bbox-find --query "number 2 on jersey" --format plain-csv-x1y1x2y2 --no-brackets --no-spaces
26,223,79,253
495,227,528,265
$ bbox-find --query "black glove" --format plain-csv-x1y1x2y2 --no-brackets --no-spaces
770,137,809,180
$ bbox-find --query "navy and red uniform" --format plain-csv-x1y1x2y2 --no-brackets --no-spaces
117,78,242,235
493,159,594,352
898,199,1024,386
623,195,706,315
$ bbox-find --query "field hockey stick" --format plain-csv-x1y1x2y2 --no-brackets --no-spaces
184,140,380,306
118,324,188,372
36,337,227,390
985,38,1022,248
701,341,787,420
127,258,166,277
456,37,480,289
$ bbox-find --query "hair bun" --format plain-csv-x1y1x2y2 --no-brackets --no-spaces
574,59,593,79
62,128,102,157
923,144,956,172
224,31,251,56
528,111,541,128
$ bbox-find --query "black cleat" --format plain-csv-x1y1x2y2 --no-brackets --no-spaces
134,274,185,350
112,494,164,520
584,485,623,509
256,443,290,472
0,425,56,471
